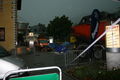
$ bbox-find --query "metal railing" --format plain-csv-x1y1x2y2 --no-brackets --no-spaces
64,44,105,67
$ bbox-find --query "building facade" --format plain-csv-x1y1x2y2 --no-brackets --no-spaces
0,0,19,51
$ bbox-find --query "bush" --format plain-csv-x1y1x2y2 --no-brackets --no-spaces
66,61,120,80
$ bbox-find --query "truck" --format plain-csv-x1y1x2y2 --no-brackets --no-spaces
71,21,109,59
35,38,50,51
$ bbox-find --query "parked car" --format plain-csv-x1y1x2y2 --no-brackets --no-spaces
0,46,26,80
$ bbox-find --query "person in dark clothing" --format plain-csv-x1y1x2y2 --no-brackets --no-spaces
89,9,101,61
91,9,100,40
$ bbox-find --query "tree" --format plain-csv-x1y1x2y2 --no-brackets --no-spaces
30,23,46,34
38,23,46,33
47,15,73,42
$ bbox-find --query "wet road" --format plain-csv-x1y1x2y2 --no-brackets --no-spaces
17,51,75,80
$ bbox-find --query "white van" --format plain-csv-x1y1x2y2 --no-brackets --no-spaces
0,46,26,80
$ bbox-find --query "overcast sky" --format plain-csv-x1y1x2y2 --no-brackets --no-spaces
18,0,120,26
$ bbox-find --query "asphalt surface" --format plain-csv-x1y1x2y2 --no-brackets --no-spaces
17,51,75,80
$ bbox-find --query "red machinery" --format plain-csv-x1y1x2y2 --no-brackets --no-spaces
71,21,109,59
72,21,108,42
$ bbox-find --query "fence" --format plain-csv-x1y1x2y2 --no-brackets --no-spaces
64,44,105,67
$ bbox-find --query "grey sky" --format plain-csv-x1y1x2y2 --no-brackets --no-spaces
18,0,120,26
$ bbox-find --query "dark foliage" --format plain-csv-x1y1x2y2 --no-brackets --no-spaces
47,15,73,42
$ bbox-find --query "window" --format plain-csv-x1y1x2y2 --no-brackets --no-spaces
0,28,5,41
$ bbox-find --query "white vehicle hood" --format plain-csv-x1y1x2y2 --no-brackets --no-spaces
0,56,24,79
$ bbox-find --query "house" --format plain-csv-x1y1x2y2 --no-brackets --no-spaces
0,0,21,51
